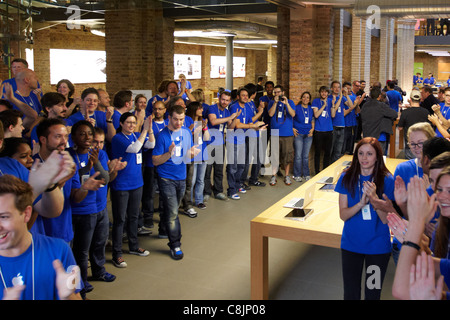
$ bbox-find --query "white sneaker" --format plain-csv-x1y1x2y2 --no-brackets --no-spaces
304,176,311,181
293,176,302,182
184,208,197,218
284,176,292,185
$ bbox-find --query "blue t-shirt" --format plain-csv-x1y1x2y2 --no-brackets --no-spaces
0,156,29,182
144,119,168,168
31,152,81,242
68,148,103,215
386,90,402,113
330,95,346,127
145,94,166,118
311,98,333,132
344,94,357,127
0,233,80,300
423,77,435,86
152,126,193,180
268,99,295,137
68,111,108,134
110,132,146,191
335,171,395,254
227,101,253,145
207,103,229,146
293,104,314,135
435,103,450,138
96,149,110,212
259,95,274,124
440,259,450,292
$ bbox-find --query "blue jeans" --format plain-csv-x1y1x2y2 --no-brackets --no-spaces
293,133,313,177
331,126,345,163
72,207,109,286
158,177,185,249
192,162,207,205
226,143,245,196
111,187,143,259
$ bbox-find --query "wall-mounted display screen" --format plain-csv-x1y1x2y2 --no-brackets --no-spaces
50,49,106,84
174,54,202,79
210,56,246,78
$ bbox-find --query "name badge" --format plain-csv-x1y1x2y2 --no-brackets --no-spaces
321,111,327,117
175,145,181,157
362,204,371,220
219,124,224,132
81,174,90,185
278,111,283,119
136,152,142,164
305,117,309,124
338,107,341,113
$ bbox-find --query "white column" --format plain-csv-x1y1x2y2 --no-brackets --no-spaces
396,19,416,96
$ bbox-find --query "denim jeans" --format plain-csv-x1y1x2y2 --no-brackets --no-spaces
192,162,207,205
158,177,185,249
226,143,245,196
331,126,345,163
204,144,225,196
182,163,194,210
72,207,109,285
293,133,313,177
141,166,156,224
111,187,143,259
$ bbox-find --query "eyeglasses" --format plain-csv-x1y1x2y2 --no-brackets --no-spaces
124,121,137,125
408,142,424,149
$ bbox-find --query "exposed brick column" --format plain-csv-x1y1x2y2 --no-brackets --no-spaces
277,6,290,93
378,17,395,86
104,0,174,95
396,19,416,97
333,9,344,84
285,5,334,100
351,13,371,88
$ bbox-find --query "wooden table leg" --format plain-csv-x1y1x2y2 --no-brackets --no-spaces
251,222,269,300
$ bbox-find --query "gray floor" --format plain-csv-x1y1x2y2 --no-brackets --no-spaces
86,172,397,300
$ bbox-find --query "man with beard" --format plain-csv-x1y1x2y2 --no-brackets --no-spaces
33,118,102,244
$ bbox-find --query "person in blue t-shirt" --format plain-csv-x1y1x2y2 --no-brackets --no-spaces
330,81,352,163
205,91,239,201
390,175,450,300
335,137,394,300
268,85,295,186
423,73,436,87
386,81,403,113
110,112,154,268
311,86,334,173
0,174,82,300
68,121,114,297
413,73,423,86
153,104,200,260
293,91,314,182
141,100,168,230
226,88,265,199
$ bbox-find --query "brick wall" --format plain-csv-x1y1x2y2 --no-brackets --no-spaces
32,22,106,95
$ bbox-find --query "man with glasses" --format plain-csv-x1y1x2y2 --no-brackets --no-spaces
398,89,431,159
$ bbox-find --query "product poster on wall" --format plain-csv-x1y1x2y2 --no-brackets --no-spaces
174,54,202,79
50,49,106,84
210,56,246,78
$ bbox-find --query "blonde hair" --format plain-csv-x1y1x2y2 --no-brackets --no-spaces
407,122,435,141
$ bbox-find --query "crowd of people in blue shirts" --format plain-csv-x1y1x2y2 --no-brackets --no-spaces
2,56,450,300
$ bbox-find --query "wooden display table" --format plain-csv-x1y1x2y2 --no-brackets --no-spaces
250,155,405,300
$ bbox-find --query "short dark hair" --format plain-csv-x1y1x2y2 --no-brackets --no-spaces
0,137,30,158
113,90,133,109
36,118,66,144
0,99,13,110
11,58,28,67
41,92,66,114
81,87,99,100
244,83,257,97
0,174,33,212
423,137,450,161
0,109,23,129
71,120,94,137
264,81,274,88
169,104,186,117
370,87,381,100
